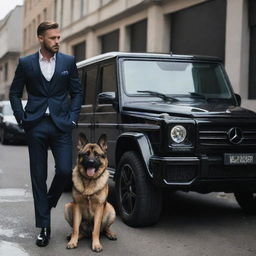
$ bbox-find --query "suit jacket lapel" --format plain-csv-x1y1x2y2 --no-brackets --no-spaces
50,52,63,89
32,52,48,94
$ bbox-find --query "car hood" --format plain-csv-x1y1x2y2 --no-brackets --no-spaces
3,115,18,124
122,101,256,119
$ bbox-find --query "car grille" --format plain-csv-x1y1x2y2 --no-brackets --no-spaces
198,124,256,147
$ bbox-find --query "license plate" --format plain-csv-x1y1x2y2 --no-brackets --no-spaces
224,153,256,165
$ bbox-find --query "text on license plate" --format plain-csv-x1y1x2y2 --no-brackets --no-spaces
224,153,256,165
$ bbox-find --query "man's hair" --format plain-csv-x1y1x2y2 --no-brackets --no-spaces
37,21,59,36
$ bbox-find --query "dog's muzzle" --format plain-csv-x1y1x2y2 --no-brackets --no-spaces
80,156,101,177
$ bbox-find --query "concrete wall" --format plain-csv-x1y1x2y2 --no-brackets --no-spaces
23,0,55,56
21,0,255,110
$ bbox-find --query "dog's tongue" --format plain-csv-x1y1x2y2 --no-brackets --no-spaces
87,168,95,177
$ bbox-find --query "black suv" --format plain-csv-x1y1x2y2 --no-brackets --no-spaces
74,52,256,227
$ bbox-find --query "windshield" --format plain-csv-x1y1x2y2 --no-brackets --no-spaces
122,60,233,100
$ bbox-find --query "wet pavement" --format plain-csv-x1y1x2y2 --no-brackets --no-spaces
1,143,256,256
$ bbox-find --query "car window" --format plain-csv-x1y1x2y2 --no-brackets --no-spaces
100,63,116,93
84,67,97,105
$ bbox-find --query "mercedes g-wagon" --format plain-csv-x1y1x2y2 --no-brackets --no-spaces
73,52,256,227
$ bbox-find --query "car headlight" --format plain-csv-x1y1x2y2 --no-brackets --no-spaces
170,125,187,143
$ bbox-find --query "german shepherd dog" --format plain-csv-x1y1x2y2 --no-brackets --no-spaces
65,134,117,252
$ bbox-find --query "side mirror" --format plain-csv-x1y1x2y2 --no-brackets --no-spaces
234,93,241,106
97,92,116,105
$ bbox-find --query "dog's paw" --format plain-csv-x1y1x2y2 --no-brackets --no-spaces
105,231,117,241
92,242,103,253
66,240,78,249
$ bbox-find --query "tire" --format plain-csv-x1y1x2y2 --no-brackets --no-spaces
115,151,162,227
234,192,256,214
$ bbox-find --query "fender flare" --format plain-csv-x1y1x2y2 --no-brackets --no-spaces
115,132,154,178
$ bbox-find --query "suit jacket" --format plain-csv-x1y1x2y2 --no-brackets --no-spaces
9,52,82,132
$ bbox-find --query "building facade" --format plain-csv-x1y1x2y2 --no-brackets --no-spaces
0,6,23,100
23,0,55,56
22,0,256,110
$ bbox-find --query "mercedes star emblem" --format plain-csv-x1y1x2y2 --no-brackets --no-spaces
227,127,243,144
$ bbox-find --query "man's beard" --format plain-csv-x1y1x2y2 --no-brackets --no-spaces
43,42,59,54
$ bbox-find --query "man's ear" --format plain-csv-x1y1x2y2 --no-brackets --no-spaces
97,134,107,153
38,35,43,43
77,133,88,151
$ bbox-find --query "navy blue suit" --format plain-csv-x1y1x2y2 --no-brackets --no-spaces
9,52,82,228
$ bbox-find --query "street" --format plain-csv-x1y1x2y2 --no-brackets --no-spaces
0,143,256,256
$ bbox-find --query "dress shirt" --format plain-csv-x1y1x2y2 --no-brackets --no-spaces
39,51,56,114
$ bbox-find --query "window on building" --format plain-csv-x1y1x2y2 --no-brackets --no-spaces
4,63,8,81
37,14,41,25
170,0,227,60
33,19,36,43
129,19,147,52
28,24,32,46
43,8,47,20
101,30,119,53
73,41,86,62
249,0,256,99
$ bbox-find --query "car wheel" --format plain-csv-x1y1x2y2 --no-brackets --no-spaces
234,192,256,214
115,151,162,227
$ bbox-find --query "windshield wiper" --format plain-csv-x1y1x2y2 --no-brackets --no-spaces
189,92,230,101
189,92,207,100
137,90,179,102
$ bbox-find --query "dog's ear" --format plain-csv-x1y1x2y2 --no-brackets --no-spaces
77,133,88,150
97,134,107,153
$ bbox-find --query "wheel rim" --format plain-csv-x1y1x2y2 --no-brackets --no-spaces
119,163,137,215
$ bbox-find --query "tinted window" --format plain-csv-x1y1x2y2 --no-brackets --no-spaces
100,64,116,93
84,67,97,105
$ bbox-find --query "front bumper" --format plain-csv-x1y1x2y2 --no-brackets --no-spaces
149,155,256,192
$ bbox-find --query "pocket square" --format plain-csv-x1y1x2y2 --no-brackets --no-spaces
61,70,69,76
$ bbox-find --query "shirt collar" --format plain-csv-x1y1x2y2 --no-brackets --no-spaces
39,50,56,62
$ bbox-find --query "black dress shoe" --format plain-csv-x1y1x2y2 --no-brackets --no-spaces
36,227,51,247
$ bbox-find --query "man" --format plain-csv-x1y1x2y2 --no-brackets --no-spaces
9,21,82,247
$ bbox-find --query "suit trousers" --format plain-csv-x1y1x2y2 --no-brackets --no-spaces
26,115,72,228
